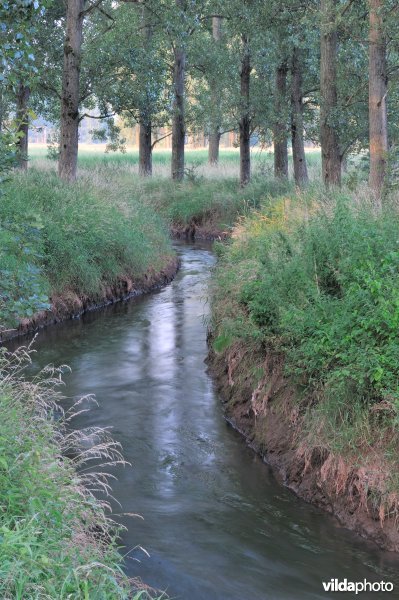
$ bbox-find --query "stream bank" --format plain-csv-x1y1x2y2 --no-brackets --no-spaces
208,193,399,555
207,341,399,553
0,256,179,344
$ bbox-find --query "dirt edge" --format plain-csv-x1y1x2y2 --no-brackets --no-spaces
207,339,399,553
171,223,229,241
1,256,179,344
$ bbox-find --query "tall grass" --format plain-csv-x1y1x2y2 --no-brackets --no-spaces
25,145,322,234
211,187,399,460
0,345,133,598
0,170,174,328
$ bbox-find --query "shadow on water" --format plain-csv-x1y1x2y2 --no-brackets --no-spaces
8,241,399,599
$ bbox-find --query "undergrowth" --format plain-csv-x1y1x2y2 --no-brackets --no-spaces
0,170,174,329
0,345,158,599
92,170,293,232
211,188,399,459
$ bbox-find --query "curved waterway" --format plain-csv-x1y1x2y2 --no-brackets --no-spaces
13,242,399,599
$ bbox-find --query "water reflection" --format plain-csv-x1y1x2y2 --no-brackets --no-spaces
9,242,399,600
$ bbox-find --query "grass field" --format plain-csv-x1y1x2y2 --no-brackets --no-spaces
28,143,323,179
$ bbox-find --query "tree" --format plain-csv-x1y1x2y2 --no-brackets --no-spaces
320,0,341,186
16,83,30,170
171,0,187,181
208,15,222,164
291,46,308,186
139,4,153,176
239,34,251,186
273,59,288,178
58,0,85,181
369,0,388,198
0,0,47,179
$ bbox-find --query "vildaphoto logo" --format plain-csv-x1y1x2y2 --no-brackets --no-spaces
322,579,394,594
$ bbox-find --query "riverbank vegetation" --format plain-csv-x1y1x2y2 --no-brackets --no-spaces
0,345,133,598
2,0,399,591
0,170,174,332
210,187,399,486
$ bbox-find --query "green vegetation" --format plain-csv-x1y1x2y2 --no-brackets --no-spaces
211,189,399,458
0,346,132,599
31,147,245,167
122,171,291,231
0,169,173,329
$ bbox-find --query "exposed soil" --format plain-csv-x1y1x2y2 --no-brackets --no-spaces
0,256,179,344
171,222,229,241
207,338,399,552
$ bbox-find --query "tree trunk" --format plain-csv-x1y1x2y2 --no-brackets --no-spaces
16,83,30,171
171,0,186,181
139,4,153,176
369,0,388,198
58,0,84,181
139,121,152,176
208,16,222,165
320,0,341,187
0,85,3,134
291,47,308,186
208,131,221,164
273,61,288,179
171,45,186,180
239,35,251,187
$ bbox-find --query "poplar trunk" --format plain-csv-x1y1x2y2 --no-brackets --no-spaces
273,61,288,178
171,0,186,181
16,83,30,171
239,36,251,187
291,47,308,186
208,16,222,165
58,0,84,181
369,0,388,198
139,120,152,176
320,0,341,187
139,5,153,176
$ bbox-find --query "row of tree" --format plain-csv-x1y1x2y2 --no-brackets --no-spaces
2,0,398,199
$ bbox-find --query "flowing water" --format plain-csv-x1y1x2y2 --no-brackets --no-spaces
11,242,399,599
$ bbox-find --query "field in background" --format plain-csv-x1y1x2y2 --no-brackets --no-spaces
28,143,322,179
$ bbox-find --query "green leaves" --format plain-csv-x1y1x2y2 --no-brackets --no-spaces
0,215,50,329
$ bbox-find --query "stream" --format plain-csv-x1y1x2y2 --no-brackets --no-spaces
11,241,399,599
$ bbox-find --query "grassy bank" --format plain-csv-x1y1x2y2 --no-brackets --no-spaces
210,186,399,500
0,346,134,598
0,170,174,331
27,146,322,236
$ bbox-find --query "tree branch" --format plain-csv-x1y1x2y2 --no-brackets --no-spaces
79,112,115,122
80,0,104,17
151,131,172,149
